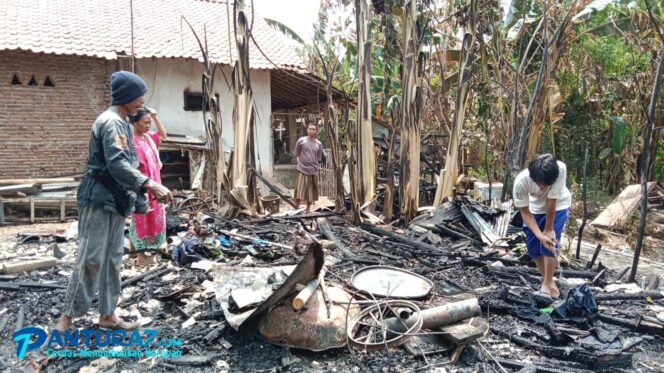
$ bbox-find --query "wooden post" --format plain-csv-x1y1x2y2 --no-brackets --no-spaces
29,197,34,224
630,40,664,282
576,145,589,259
60,198,66,221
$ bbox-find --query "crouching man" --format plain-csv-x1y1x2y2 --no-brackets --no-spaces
513,154,571,301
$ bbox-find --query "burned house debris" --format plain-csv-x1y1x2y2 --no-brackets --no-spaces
2,189,664,372
2,0,664,372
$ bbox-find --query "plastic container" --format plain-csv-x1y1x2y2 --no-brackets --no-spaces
260,195,281,214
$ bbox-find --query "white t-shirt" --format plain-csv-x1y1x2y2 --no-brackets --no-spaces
513,160,572,214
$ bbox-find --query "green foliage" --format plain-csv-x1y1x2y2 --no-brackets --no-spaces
580,35,649,77
656,137,664,185
609,116,629,154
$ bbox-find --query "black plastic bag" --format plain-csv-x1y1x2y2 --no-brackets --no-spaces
553,284,598,323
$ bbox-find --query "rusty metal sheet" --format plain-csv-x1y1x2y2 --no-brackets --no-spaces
258,286,360,351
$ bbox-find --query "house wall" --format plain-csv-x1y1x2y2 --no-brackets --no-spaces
136,58,274,178
0,53,275,180
0,50,112,178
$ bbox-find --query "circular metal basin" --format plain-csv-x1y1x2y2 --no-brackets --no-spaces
350,265,434,299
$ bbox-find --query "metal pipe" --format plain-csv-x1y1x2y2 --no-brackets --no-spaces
385,298,481,333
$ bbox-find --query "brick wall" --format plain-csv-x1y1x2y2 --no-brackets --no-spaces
0,50,113,179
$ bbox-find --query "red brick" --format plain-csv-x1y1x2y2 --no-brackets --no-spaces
0,50,113,178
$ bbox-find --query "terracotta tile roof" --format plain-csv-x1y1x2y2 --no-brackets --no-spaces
0,0,306,70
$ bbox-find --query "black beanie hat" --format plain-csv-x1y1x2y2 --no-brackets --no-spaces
111,71,148,105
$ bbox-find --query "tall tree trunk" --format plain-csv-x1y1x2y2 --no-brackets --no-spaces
630,42,664,282
352,0,376,222
434,32,475,206
229,0,256,211
399,0,424,222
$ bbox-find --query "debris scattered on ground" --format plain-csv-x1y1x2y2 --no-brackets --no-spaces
1,190,664,372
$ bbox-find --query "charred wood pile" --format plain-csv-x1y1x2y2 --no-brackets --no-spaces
0,194,663,372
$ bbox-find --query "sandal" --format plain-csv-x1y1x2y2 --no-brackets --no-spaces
96,319,141,331
532,290,554,307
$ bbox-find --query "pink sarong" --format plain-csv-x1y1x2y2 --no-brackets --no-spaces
129,131,166,251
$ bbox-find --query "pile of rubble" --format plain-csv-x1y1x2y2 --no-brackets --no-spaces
1,194,664,372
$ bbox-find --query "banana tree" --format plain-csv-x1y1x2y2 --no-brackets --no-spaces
399,0,425,221
512,0,595,173
181,18,228,199
351,0,377,223
433,0,479,208
229,0,258,211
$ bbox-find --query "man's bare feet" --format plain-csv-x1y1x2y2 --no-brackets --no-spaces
55,315,72,333
98,314,119,325
97,314,140,330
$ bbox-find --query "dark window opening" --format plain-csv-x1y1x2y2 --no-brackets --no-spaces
44,75,55,87
159,150,191,189
183,91,219,111
28,75,38,86
11,74,22,85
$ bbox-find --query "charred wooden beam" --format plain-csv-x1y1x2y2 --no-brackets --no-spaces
494,357,594,373
317,217,355,258
433,223,481,244
361,223,444,254
490,326,632,369
247,165,297,208
595,290,664,302
614,266,630,282
121,264,169,288
0,281,67,290
487,264,596,279
584,244,602,270
251,212,337,224
597,313,664,336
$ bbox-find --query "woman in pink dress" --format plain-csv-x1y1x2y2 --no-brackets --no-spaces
128,107,167,266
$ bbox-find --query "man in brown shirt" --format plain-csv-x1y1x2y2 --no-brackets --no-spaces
294,123,323,212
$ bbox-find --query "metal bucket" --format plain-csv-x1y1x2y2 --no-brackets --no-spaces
260,195,281,214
